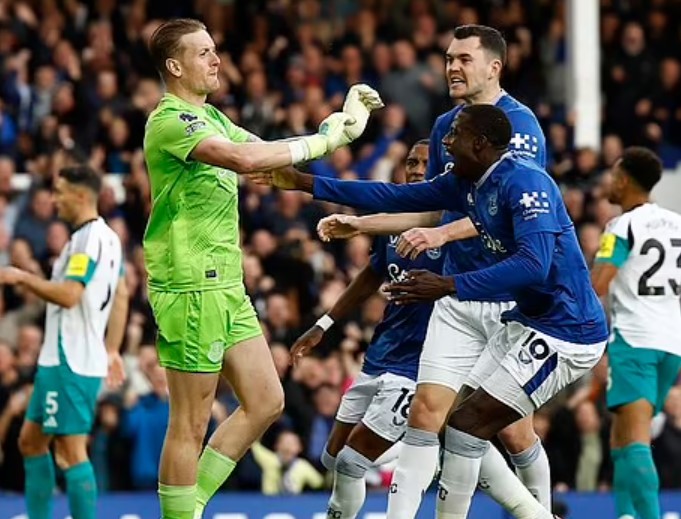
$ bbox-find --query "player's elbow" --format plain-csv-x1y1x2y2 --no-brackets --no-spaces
61,281,85,308
521,250,550,284
194,139,256,172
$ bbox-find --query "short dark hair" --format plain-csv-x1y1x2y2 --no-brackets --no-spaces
149,18,207,78
619,146,662,192
459,104,512,149
58,165,102,195
413,139,430,147
453,25,507,65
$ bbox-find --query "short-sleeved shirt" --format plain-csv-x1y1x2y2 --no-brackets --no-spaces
39,218,123,377
596,203,681,354
143,93,252,292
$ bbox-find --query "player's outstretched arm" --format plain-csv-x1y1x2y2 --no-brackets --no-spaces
192,111,356,173
0,267,84,308
317,212,443,241
105,277,129,389
396,217,479,259
291,264,384,364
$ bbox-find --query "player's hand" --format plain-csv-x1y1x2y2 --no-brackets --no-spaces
245,168,298,190
339,84,384,146
0,267,27,286
291,326,324,366
384,270,455,305
317,214,363,241
106,352,126,389
318,111,357,153
397,227,447,260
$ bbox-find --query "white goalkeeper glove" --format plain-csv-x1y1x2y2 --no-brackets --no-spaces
334,84,384,149
289,112,356,163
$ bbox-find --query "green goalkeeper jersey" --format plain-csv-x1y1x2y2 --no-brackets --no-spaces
143,93,251,292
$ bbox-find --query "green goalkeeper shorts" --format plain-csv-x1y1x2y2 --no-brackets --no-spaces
149,285,263,373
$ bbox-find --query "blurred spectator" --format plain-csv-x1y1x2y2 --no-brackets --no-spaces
307,384,341,466
0,0,678,495
251,430,324,495
120,363,169,490
653,386,681,489
14,188,54,260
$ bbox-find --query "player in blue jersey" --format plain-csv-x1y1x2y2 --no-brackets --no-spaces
289,141,441,519
255,25,553,519
365,104,608,519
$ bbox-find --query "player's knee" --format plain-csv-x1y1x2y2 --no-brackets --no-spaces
53,438,88,469
498,418,536,453
335,446,372,478
254,385,284,426
408,390,449,432
17,429,40,457
168,414,210,447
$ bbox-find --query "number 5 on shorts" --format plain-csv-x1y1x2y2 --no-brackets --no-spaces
46,391,59,415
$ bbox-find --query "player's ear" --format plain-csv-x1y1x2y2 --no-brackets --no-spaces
166,58,182,78
489,58,502,80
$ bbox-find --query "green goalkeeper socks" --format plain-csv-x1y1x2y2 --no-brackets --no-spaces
159,483,196,519
194,446,237,518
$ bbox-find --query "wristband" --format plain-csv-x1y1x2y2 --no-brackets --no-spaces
315,314,334,331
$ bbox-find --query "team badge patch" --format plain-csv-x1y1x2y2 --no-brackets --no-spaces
207,340,225,363
426,247,441,260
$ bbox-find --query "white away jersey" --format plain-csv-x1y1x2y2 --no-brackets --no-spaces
597,203,681,354
38,217,123,376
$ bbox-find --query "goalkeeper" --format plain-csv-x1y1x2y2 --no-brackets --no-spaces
143,18,383,519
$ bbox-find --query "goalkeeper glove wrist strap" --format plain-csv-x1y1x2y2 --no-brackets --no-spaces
288,135,328,163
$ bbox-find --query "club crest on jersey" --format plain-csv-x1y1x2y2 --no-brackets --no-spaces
426,247,441,260
488,193,498,216
178,112,198,122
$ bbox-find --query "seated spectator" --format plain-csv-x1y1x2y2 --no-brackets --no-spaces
252,430,324,495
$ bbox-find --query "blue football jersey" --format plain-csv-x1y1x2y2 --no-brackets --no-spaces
453,153,608,344
427,92,546,301
362,235,445,380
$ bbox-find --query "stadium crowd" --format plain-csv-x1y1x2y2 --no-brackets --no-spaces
0,0,680,498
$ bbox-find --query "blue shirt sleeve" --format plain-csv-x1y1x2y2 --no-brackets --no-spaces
455,232,555,300
508,110,547,169
506,171,563,239
313,173,457,213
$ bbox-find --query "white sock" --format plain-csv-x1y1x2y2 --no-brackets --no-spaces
328,447,371,519
436,428,488,519
386,427,440,519
479,444,551,519
509,438,552,510
373,441,403,466
327,472,366,519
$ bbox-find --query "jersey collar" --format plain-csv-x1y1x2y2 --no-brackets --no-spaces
475,151,513,188
491,89,507,106
72,217,100,232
